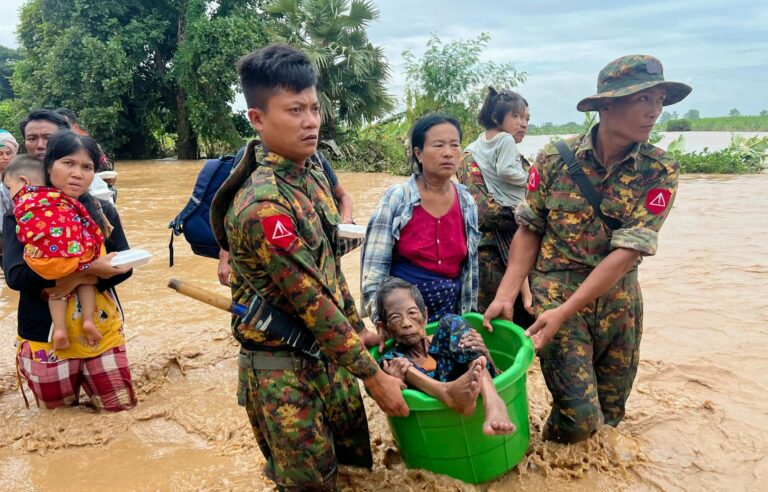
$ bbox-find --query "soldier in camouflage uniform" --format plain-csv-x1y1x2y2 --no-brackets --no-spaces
483,55,691,443
210,45,408,490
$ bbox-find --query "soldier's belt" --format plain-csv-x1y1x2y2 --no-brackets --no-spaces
536,268,638,284
239,349,317,371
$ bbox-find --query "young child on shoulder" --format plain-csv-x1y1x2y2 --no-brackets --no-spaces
375,277,515,436
466,87,528,209
465,87,534,312
3,155,104,349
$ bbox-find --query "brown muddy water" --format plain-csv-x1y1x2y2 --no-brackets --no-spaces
0,161,766,491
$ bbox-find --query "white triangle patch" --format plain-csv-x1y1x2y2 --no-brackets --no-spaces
271,219,293,240
649,192,666,208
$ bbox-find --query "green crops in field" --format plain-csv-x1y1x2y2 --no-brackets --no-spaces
690,115,768,131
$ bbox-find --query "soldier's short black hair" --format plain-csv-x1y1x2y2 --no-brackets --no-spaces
409,113,462,174
19,109,71,139
375,277,427,324
2,154,45,183
237,44,318,110
55,108,78,125
477,87,527,130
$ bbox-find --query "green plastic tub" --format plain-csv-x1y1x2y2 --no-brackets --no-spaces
370,312,535,484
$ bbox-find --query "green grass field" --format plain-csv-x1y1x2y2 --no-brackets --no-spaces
689,115,768,131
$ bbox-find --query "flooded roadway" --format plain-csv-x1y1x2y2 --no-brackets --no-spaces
0,161,766,491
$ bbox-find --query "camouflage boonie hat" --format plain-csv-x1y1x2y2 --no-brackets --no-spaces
577,55,692,112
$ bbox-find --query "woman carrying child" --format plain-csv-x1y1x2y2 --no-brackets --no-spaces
5,153,104,349
2,130,137,412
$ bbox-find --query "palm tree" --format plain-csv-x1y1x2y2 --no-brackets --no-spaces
265,0,394,139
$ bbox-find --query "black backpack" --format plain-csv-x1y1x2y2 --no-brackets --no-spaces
168,154,237,266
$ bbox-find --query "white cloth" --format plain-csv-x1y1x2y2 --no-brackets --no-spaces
89,175,114,204
465,131,528,208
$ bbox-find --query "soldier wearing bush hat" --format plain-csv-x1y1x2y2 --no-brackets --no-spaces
577,55,692,111
484,55,691,443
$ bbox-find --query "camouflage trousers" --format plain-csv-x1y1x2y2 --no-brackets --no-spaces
477,244,535,328
532,269,642,444
237,350,373,490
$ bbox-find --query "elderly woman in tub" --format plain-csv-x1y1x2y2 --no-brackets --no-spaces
375,277,514,436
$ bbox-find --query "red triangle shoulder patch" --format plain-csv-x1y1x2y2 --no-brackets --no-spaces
646,188,671,215
527,166,540,192
262,214,296,249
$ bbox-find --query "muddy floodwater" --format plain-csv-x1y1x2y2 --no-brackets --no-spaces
0,160,766,491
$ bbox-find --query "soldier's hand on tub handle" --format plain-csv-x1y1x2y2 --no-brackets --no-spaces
364,370,410,417
483,298,515,333
524,308,567,350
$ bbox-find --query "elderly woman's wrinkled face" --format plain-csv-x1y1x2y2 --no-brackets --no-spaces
414,123,462,180
380,288,428,347
48,148,95,198
0,145,13,170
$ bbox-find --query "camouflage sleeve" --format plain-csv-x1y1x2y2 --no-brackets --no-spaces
610,160,680,256
515,149,551,234
241,201,379,379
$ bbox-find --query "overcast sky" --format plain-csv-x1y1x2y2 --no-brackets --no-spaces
2,0,766,125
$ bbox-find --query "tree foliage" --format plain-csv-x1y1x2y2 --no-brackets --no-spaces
402,33,526,139
12,0,269,158
265,0,394,139
683,109,700,120
0,45,23,101
666,118,692,131
174,0,271,156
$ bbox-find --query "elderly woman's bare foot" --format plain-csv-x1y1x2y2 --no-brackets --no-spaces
442,357,485,416
482,393,516,436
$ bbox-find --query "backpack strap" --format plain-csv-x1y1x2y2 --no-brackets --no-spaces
211,139,262,252
554,140,622,231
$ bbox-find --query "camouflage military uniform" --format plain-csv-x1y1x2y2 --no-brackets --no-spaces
516,125,679,443
211,140,379,489
457,153,534,327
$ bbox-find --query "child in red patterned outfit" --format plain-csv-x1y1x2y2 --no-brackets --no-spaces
2,155,103,349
